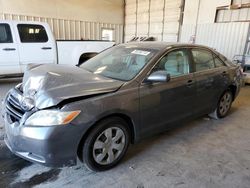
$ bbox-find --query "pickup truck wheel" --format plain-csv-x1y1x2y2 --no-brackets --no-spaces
82,117,130,171
209,90,233,119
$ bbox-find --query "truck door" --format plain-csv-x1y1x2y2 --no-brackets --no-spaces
0,22,20,75
14,23,56,72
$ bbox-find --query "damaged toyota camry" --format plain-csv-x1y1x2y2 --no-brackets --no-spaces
2,42,242,171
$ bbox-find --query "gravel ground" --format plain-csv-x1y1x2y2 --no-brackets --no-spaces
0,80,250,188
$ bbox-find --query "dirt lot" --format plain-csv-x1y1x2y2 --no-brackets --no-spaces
0,80,250,188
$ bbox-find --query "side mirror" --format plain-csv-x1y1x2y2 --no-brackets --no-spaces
146,71,171,83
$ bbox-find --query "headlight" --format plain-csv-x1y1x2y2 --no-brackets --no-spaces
25,110,81,126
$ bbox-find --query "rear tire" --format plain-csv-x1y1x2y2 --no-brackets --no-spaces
209,90,233,119
82,117,130,171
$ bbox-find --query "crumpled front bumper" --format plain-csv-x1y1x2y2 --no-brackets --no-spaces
3,104,80,167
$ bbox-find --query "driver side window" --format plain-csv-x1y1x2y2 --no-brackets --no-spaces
153,49,190,78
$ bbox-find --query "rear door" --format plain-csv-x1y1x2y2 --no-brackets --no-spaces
139,48,196,136
191,48,229,115
13,23,56,72
0,22,20,75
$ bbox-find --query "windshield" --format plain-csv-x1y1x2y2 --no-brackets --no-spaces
80,45,158,81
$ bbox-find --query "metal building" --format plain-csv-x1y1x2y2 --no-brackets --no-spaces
124,0,183,42
0,0,124,44
180,0,250,60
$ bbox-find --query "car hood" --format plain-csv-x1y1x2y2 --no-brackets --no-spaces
22,64,124,109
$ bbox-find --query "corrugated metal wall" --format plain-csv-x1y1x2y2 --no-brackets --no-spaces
180,22,250,59
125,0,182,42
125,0,137,41
0,13,123,44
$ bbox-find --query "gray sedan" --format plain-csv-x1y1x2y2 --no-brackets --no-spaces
3,42,242,171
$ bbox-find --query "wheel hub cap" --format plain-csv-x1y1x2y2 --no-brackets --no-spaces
93,127,126,165
219,92,232,116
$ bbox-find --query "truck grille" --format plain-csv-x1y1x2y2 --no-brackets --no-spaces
6,91,25,123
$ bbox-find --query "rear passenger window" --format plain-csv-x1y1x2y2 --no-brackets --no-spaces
17,24,48,43
192,49,215,72
0,24,13,43
214,56,226,67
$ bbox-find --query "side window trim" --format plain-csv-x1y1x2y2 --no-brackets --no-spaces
0,23,13,43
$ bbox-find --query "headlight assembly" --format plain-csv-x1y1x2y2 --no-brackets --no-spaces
25,110,81,126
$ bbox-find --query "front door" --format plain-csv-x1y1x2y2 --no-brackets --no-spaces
139,48,196,136
0,22,20,75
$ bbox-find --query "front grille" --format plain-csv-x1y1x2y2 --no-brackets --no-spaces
6,91,25,123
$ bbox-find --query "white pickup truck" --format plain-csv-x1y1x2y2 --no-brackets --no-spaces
0,20,115,77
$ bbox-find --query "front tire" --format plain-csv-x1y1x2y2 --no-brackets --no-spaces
82,117,130,171
209,90,233,119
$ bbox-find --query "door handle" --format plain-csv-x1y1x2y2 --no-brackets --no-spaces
186,80,194,87
2,48,16,51
41,47,52,50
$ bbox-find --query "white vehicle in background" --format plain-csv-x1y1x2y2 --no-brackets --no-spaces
233,55,250,84
0,20,115,77
243,63,250,84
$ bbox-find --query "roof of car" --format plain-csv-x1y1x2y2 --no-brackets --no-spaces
121,42,213,51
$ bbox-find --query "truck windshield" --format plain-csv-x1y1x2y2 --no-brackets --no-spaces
80,45,158,81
